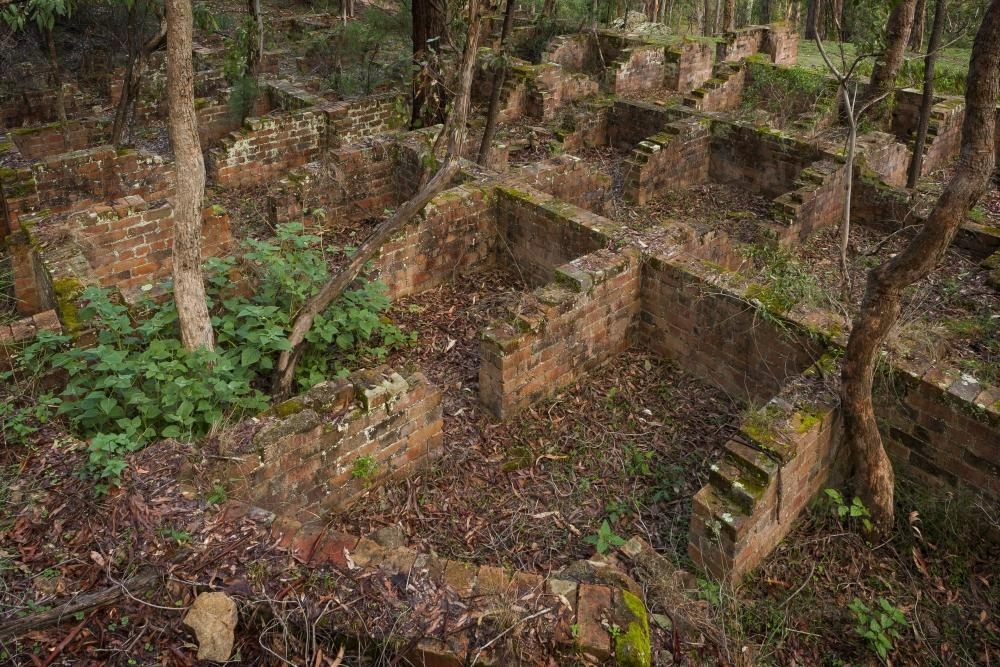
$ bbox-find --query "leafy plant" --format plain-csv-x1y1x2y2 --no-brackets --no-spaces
0,223,411,492
351,455,378,482
742,244,827,315
584,519,626,555
849,597,908,661
825,488,874,533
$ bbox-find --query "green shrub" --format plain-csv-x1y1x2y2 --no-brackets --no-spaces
0,223,412,492
742,62,837,129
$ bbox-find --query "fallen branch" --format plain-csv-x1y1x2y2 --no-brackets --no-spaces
0,571,159,640
271,0,483,398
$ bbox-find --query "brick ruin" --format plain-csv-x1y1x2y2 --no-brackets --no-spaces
3,15,1000,664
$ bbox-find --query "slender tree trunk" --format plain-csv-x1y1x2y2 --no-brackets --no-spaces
703,0,712,35
411,0,449,128
828,0,842,39
864,0,918,115
541,0,556,19
248,0,264,73
43,27,68,142
166,0,214,352
907,0,945,187
841,0,1000,536
909,0,926,50
759,0,771,24
477,0,517,166
723,0,735,31
112,5,167,148
273,0,484,397
805,0,820,40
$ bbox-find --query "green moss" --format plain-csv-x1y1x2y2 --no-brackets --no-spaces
615,590,651,667
274,398,305,418
792,408,822,433
51,276,84,332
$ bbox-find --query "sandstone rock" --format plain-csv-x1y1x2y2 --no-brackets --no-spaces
183,592,238,662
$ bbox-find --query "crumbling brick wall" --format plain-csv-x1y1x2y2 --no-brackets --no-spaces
219,367,443,517
709,122,824,198
664,41,715,93
622,117,711,204
480,248,641,417
511,154,612,215
9,120,110,160
208,109,326,187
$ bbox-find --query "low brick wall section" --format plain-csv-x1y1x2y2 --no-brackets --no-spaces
0,310,62,368
877,359,1000,499
709,121,825,198
717,24,797,64
623,116,711,205
494,185,616,288
690,387,842,579
607,100,686,149
683,61,746,112
10,119,111,160
638,255,823,404
542,33,602,74
511,154,612,214
770,158,849,245
208,109,326,187
325,92,408,148
377,184,497,298
218,367,442,517
664,40,715,93
2,146,174,236
480,248,641,417
890,89,965,176
0,84,84,129
609,45,667,94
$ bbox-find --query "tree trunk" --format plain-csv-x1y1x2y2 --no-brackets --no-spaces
805,0,820,40
410,0,449,128
909,0,926,50
43,27,68,142
541,0,556,19
273,0,483,398
827,0,842,40
907,0,945,187
723,0,735,31
477,0,516,166
248,0,264,74
864,0,918,116
166,0,214,352
112,5,167,148
841,0,1000,536
703,0,712,35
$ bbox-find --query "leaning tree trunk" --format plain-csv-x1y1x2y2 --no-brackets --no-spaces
864,0,918,117
841,0,1000,536
166,0,214,352
907,0,945,187
273,0,484,398
477,0,517,166
112,5,167,148
805,0,820,40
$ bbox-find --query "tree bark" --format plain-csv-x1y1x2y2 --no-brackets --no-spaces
273,0,483,398
907,0,945,187
248,0,264,74
166,0,214,352
477,0,516,166
864,0,918,115
112,4,167,148
841,0,1000,536
43,26,68,142
722,0,735,31
805,0,820,40
909,0,926,50
410,0,449,128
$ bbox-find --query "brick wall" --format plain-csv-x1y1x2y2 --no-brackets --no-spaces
890,90,965,176
208,109,326,187
0,310,62,367
856,131,911,188
542,33,602,74
609,45,667,94
67,197,232,292
690,392,843,579
877,359,1000,499
709,121,824,198
770,158,849,245
0,84,83,129
622,117,711,205
716,26,768,62
219,367,442,517
638,255,823,403
10,119,110,160
683,61,746,112
480,248,641,417
762,24,798,64
664,41,715,94
607,100,686,149
511,154,612,214
376,184,497,298
494,185,613,288
325,92,409,148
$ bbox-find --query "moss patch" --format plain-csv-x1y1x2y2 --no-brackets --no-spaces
614,589,651,667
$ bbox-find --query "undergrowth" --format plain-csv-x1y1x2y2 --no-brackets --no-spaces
0,223,412,492
742,61,836,130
